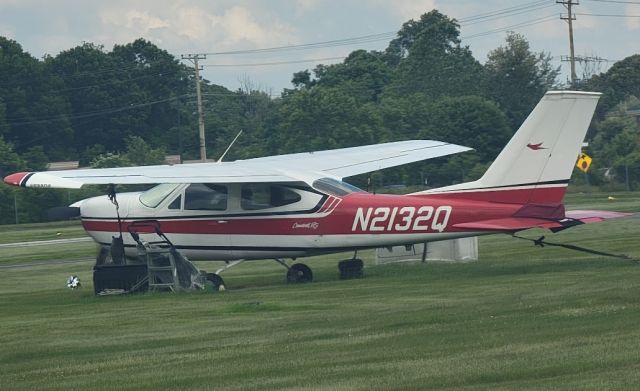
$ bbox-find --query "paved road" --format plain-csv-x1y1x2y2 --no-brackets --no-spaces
0,237,93,248
0,237,95,269
0,257,95,269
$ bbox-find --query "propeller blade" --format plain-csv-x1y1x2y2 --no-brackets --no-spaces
46,206,80,220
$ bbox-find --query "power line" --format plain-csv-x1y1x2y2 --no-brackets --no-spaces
575,12,640,16
5,95,188,126
52,70,181,93
199,32,397,56
191,2,558,57
460,1,552,23
462,3,557,26
584,0,640,4
203,56,347,68
462,15,557,39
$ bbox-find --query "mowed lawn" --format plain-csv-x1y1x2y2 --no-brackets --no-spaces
1,192,640,390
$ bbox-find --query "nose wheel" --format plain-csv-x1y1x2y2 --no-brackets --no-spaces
286,263,313,283
205,273,225,291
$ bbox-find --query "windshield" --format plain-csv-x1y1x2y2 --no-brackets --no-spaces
312,177,364,197
139,183,181,208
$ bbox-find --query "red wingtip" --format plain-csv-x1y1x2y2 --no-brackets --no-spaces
3,172,30,187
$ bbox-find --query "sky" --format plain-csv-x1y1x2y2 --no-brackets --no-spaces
1,0,639,94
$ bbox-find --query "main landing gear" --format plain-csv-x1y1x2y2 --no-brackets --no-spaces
274,259,313,283
338,250,364,280
338,258,364,279
204,254,365,291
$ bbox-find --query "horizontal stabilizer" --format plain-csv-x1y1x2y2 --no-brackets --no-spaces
564,210,633,224
453,210,632,232
453,217,568,232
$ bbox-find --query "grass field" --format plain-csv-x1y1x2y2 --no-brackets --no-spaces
1,192,639,390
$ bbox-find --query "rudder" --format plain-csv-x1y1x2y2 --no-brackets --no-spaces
418,91,601,204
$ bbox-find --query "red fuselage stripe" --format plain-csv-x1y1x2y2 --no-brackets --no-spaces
82,186,567,236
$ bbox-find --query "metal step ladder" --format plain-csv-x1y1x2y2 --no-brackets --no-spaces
144,244,179,292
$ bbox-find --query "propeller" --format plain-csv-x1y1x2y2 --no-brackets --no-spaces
46,206,80,221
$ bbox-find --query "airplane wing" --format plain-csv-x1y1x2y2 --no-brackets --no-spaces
243,140,470,178
4,140,471,189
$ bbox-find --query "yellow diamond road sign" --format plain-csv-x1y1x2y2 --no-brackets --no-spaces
576,152,592,173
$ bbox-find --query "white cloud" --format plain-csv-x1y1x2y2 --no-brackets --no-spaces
0,22,15,39
295,0,320,13
215,6,294,47
383,0,438,21
173,6,215,41
94,3,297,52
100,7,169,35
626,5,640,30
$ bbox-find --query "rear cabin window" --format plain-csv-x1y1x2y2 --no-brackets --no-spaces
241,184,302,210
184,184,228,211
312,177,364,197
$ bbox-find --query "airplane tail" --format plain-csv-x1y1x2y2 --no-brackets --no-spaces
417,91,601,205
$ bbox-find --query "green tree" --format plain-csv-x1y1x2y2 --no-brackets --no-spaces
46,39,189,155
0,136,24,224
276,87,385,153
45,42,121,152
590,97,640,189
418,96,511,186
90,135,166,168
0,37,73,159
385,11,484,99
123,135,166,165
311,50,392,103
586,55,640,119
484,32,559,130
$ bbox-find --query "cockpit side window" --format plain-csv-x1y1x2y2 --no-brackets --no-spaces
184,183,228,211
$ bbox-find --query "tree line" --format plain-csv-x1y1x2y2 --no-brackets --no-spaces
0,10,639,223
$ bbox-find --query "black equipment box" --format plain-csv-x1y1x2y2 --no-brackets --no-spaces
93,264,148,295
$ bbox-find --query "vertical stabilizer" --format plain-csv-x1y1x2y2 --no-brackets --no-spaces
419,91,601,204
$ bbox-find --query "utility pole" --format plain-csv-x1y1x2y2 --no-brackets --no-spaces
557,0,579,87
181,53,208,161
14,192,18,225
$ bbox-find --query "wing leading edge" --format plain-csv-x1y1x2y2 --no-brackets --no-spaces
4,140,471,189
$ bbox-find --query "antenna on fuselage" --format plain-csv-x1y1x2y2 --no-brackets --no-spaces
217,130,243,163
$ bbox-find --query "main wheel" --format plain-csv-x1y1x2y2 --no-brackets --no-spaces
205,273,225,291
338,259,364,279
286,263,313,283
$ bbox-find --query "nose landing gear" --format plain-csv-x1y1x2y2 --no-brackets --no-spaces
286,263,313,283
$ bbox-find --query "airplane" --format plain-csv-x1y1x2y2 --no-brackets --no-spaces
3,91,630,289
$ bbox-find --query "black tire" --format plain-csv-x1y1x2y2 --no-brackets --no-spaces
205,273,225,291
286,263,313,283
338,259,364,279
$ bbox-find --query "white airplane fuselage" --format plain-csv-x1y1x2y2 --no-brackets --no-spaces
76,180,566,261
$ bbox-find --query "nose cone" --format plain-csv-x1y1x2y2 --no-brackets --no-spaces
79,193,137,218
